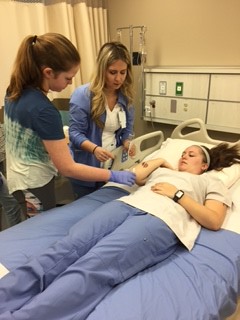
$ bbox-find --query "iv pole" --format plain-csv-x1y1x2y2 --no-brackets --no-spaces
116,25,147,65
116,25,147,122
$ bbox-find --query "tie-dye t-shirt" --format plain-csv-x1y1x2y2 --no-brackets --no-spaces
4,88,65,193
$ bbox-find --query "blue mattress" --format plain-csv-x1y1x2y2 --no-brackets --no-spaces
0,186,239,320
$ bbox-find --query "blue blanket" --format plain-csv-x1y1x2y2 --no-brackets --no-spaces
0,186,239,320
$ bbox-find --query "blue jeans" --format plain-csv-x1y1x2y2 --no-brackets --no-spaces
0,201,178,320
0,172,22,227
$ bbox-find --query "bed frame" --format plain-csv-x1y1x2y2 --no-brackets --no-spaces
0,118,239,320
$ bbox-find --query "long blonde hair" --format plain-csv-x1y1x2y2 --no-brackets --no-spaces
7,33,80,101
90,41,134,128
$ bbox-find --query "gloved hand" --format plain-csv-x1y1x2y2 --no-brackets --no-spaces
109,170,136,186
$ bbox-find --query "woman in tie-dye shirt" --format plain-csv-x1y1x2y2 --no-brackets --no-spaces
4,33,135,217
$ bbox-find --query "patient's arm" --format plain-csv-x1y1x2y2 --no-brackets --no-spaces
132,158,174,186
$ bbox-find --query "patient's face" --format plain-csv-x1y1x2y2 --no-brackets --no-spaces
178,146,208,174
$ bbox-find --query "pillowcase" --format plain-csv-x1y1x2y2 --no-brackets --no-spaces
144,138,240,188
207,164,240,188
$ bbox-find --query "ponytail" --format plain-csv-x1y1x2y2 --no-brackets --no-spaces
207,142,240,171
7,33,80,101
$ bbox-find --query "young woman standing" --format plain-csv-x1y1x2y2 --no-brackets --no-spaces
4,33,135,216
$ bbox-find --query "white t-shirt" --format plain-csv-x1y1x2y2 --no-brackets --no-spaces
118,168,231,250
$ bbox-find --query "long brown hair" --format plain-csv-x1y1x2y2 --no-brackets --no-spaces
201,143,240,171
7,33,80,101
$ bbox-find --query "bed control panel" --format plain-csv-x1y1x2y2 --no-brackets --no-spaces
110,131,165,171
121,149,129,163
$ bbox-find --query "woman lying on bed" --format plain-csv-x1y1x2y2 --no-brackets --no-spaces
0,142,239,320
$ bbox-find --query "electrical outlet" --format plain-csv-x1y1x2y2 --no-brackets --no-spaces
159,81,167,95
145,106,151,116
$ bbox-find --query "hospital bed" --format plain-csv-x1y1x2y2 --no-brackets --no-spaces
0,118,240,320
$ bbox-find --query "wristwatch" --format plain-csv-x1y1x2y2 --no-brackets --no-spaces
173,190,184,202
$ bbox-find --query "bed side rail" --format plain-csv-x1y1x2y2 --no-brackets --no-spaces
171,118,222,145
110,131,164,171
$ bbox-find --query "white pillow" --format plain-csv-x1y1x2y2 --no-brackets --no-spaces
207,164,240,188
144,138,240,188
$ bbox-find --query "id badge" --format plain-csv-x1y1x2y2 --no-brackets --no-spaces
118,109,126,128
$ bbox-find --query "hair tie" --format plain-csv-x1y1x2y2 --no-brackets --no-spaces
32,35,37,46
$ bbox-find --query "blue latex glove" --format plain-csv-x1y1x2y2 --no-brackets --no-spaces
109,170,136,186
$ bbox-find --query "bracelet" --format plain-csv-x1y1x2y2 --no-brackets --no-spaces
92,145,99,154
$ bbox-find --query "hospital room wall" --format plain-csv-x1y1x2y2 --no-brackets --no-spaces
107,0,240,141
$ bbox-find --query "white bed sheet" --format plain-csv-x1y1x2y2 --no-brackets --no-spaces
222,177,240,234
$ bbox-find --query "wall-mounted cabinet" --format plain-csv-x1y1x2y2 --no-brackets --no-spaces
143,67,240,134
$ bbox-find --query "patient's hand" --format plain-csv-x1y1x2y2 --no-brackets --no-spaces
151,182,177,199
